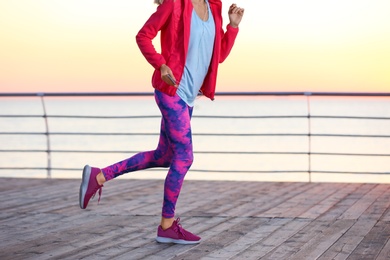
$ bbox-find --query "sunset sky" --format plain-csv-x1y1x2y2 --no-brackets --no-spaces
1,0,389,93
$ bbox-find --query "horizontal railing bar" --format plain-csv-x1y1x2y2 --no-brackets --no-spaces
1,149,389,157
0,167,49,171
311,152,390,157
0,115,163,119
310,170,390,175
0,167,304,173
0,149,306,154
0,115,45,118
0,92,153,97
1,114,390,120
0,167,388,175
1,91,390,97
0,115,306,119
313,116,390,120
0,132,159,136
1,132,390,138
191,169,390,174
310,134,390,138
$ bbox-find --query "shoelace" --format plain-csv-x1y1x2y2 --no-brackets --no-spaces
173,218,186,238
91,185,103,204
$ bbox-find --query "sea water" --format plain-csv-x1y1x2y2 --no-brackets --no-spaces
0,95,389,183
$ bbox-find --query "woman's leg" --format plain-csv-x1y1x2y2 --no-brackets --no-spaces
80,95,175,209
100,117,173,181
154,90,194,222
153,91,201,244
95,90,194,225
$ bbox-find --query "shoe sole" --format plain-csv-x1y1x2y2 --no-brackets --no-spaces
79,165,92,209
156,236,200,245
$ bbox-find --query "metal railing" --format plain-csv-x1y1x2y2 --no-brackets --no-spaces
1,91,389,181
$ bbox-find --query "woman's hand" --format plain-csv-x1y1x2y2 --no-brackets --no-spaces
160,64,178,87
228,4,244,28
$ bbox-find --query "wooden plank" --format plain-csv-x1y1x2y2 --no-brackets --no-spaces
238,182,312,218
169,217,270,260
0,178,139,211
376,238,390,260
259,183,321,218
232,218,311,259
0,212,67,247
55,216,160,260
318,185,390,259
347,221,390,259
288,219,355,260
178,181,266,217
318,219,380,260
0,177,51,193
299,183,359,219
381,209,390,222
0,180,76,212
177,185,233,217
318,184,374,221
261,183,349,219
379,194,390,222
360,185,390,221
339,184,386,220
203,218,291,259
259,219,333,259
1,214,119,259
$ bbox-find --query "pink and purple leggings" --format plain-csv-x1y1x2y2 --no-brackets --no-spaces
101,90,194,218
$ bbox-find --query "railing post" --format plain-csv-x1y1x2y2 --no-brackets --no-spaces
304,92,312,183
38,93,51,178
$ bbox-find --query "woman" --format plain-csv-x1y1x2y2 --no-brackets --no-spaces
79,0,244,245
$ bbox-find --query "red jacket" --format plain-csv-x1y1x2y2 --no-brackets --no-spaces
136,0,239,100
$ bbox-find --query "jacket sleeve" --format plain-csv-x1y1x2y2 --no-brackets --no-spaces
135,1,174,70
219,24,239,63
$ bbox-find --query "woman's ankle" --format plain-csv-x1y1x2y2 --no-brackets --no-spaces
96,171,106,186
160,217,175,230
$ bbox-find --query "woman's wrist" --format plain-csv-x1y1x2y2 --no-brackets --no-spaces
229,22,239,28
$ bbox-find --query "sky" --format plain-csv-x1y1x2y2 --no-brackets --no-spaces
0,0,389,93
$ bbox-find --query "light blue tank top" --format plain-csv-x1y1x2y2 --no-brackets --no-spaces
176,0,215,107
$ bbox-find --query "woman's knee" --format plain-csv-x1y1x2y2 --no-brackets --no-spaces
174,151,194,167
153,149,173,167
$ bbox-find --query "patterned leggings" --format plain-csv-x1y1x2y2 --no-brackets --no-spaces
101,90,194,218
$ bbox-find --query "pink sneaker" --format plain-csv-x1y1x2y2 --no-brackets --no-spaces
156,218,201,245
79,165,103,209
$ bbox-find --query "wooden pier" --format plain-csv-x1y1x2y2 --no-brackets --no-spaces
1,177,390,259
